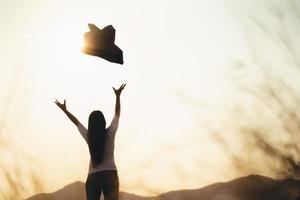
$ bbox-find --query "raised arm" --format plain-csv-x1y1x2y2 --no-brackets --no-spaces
55,99,80,126
112,84,126,118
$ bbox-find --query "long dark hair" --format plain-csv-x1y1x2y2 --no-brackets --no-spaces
88,110,106,167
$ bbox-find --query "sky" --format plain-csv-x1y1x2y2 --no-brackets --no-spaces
1,0,300,199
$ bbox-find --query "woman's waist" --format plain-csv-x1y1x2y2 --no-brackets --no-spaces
89,160,116,170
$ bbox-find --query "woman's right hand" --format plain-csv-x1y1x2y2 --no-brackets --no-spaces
55,99,67,112
113,84,126,96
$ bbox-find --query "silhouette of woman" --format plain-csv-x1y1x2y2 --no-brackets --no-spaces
55,84,126,200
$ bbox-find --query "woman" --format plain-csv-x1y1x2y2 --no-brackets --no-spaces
55,83,126,200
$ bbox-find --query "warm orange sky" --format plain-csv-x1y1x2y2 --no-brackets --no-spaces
1,0,300,198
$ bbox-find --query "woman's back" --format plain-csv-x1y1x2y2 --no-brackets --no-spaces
77,115,119,174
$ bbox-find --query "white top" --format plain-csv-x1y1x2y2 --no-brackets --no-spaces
77,115,119,174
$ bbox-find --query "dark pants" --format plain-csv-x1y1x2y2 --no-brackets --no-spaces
86,170,119,200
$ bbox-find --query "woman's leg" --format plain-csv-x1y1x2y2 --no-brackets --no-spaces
86,173,102,200
102,171,119,200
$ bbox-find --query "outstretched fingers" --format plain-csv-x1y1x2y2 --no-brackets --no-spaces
121,83,126,90
55,100,60,106
118,83,126,91
54,99,67,111
113,83,126,96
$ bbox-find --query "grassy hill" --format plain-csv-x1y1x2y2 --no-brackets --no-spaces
26,175,300,200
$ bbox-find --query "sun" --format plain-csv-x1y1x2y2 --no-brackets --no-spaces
46,21,86,65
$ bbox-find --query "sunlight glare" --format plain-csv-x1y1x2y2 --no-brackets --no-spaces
47,21,85,66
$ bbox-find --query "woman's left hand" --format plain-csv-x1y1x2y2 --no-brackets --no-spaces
55,99,67,112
